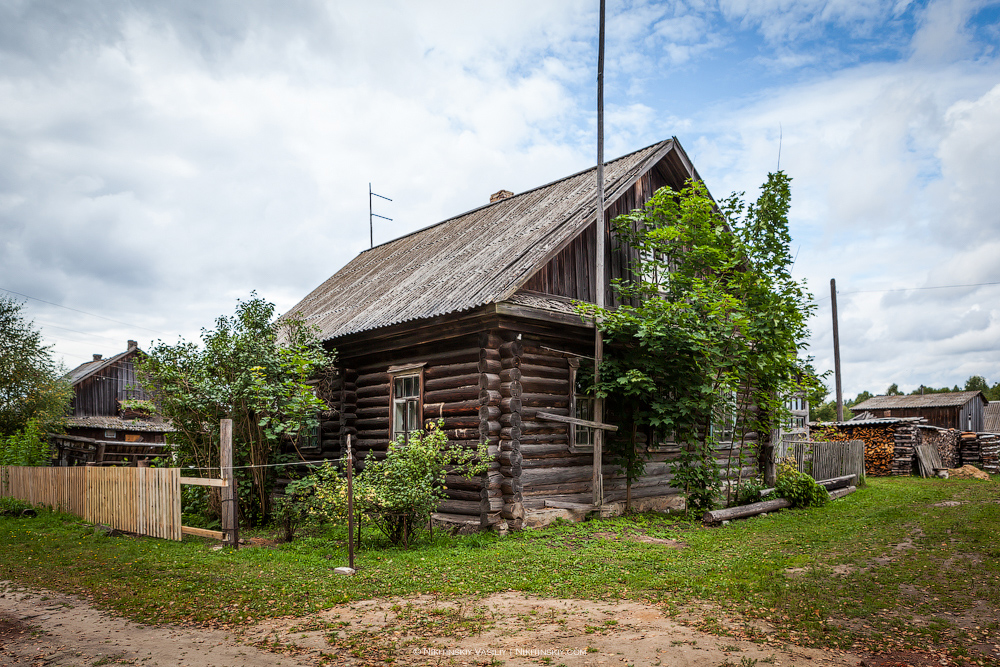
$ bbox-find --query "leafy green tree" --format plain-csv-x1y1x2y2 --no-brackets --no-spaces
886,383,902,396
965,375,989,393
578,173,819,512
0,296,72,439
138,294,334,525
307,423,490,546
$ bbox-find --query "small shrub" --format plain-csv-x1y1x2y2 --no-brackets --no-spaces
735,477,767,505
775,457,828,508
0,420,53,466
0,497,35,516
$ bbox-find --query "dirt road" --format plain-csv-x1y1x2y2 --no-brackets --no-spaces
2,580,863,666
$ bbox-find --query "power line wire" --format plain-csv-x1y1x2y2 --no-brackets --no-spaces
0,286,168,335
811,279,1000,304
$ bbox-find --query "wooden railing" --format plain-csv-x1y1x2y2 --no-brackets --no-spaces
1,466,188,541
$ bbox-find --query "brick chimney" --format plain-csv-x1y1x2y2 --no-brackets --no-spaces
93,354,103,361
127,340,138,350
490,189,513,203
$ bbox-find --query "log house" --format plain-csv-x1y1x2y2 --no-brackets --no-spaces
283,139,758,530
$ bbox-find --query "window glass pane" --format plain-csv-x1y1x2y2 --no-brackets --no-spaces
394,402,405,436
394,377,404,396
407,399,419,432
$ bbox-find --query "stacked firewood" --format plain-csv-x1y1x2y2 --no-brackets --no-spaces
892,423,919,476
976,433,998,473
822,425,895,476
959,432,981,467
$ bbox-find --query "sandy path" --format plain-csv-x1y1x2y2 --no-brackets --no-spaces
1,580,863,666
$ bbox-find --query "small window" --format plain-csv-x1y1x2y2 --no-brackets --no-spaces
104,430,117,439
569,359,595,448
391,373,422,443
712,392,737,443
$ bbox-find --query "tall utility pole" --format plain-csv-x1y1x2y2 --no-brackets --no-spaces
369,184,392,249
592,0,606,507
831,278,843,421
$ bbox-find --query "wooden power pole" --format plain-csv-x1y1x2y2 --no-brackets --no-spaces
831,279,844,421
592,0,606,507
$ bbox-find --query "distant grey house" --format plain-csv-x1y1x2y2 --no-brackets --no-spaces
850,391,988,432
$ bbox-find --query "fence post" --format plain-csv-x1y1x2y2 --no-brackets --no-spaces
220,419,236,547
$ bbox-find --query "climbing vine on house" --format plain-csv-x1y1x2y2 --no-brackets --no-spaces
577,173,819,513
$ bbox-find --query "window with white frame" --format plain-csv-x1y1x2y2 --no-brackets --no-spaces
568,359,595,448
390,371,422,443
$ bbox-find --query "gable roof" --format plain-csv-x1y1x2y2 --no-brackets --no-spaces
64,345,139,386
283,139,700,342
851,391,986,411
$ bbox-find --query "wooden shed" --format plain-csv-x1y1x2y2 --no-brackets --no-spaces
56,341,172,466
849,391,988,432
283,139,756,530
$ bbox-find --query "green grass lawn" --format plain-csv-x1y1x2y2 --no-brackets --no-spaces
2,477,998,661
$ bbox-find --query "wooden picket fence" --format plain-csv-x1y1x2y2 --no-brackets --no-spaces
776,440,866,486
1,466,183,540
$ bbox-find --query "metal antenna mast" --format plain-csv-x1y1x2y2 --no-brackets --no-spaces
369,183,392,248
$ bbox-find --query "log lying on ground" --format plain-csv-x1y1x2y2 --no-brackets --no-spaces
704,478,860,523
758,474,857,498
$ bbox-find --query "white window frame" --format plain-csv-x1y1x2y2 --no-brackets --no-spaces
389,364,424,444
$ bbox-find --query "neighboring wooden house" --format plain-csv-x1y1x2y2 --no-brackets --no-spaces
283,139,755,530
849,391,988,432
55,341,172,466
984,401,1000,433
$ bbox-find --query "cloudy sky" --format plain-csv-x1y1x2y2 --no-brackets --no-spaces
2,0,998,399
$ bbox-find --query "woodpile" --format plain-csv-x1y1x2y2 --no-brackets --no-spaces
959,431,981,467
917,426,961,469
980,433,999,474
821,425,896,476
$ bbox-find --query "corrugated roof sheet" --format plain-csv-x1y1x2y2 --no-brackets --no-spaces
283,140,689,341
64,348,134,386
816,416,924,427
851,391,985,411
985,401,1000,432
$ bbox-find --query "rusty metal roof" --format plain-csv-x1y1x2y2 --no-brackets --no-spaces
283,139,696,341
850,391,986,411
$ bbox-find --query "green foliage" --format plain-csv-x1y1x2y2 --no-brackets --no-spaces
735,477,768,506
308,423,491,546
0,296,73,438
577,174,819,513
119,398,156,415
774,457,828,508
137,294,335,525
0,497,35,516
0,419,53,466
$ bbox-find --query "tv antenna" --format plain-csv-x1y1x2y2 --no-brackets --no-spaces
369,183,392,248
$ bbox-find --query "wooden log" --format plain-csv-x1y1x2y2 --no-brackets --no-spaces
478,358,502,374
702,498,793,524
437,499,481,516
356,395,389,408
500,397,522,413
479,373,501,391
479,405,501,421
828,485,857,501
520,393,569,408
481,496,503,513
501,502,525,520
522,456,590,468
500,356,521,370
521,466,592,485
499,464,522,477
356,372,389,388
520,352,566,368
340,412,357,422
501,426,522,440
425,373,481,392
357,383,389,399
501,478,523,495
356,406,389,419
356,429,389,440
518,363,569,380
425,386,480,404
480,348,501,362
445,475,482,491
519,377,570,394
499,368,522,382
499,340,523,357
521,406,569,419
522,481,591,496
518,434,568,444
479,331,504,349
439,416,482,429
424,400,482,418
499,413,522,428
519,443,570,457
356,417,387,429
480,389,502,406
520,422,566,435
445,489,483,502
499,450,522,466
357,346,481,373
480,421,501,438
425,362,480,380
443,428,482,441
501,381,523,399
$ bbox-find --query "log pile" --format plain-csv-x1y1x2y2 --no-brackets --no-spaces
959,431,981,467
979,433,999,474
821,425,896,476
918,426,961,469
892,423,918,476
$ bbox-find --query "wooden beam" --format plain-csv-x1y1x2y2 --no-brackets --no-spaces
179,477,227,488
181,526,224,540
535,411,618,432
